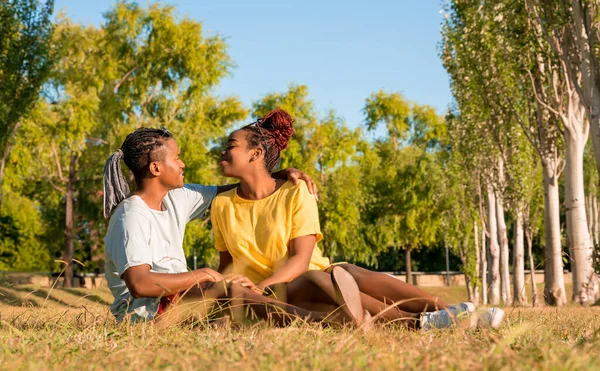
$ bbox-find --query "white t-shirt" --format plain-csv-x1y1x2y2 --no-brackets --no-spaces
104,184,217,322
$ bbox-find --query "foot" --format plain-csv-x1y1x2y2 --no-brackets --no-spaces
470,307,504,329
420,309,456,330
447,302,476,318
331,266,364,326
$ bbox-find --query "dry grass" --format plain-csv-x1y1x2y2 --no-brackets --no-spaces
1,282,600,370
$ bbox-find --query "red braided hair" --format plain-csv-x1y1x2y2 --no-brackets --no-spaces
243,108,295,172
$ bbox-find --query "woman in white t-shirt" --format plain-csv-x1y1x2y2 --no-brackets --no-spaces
102,127,361,324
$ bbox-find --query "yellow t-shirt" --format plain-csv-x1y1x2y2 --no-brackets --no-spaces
210,180,330,283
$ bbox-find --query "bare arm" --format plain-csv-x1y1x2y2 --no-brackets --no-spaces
122,265,222,298
255,235,316,290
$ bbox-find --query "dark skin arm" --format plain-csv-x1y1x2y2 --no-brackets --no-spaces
256,235,316,290
216,168,319,199
221,235,316,292
122,265,223,298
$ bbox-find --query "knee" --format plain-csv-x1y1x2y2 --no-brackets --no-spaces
302,270,337,287
302,270,323,281
339,263,360,276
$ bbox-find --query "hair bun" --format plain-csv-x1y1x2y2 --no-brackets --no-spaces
258,108,295,151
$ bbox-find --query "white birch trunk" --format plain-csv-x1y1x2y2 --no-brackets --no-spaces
473,220,480,306
465,266,474,304
586,194,593,244
591,195,600,247
478,180,488,305
549,2,600,304
542,160,567,306
496,195,512,305
513,210,527,305
481,216,488,305
525,0,568,306
487,183,500,305
525,228,539,307
527,11,567,305
570,1,600,183
564,110,599,305
588,185,599,247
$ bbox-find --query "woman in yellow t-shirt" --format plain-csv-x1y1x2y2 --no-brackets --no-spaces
211,108,484,329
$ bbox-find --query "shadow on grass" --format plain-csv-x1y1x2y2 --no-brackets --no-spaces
61,288,112,306
12,286,77,308
0,287,39,307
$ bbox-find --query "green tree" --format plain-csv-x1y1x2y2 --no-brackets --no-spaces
364,92,447,283
439,146,481,304
0,0,54,207
442,0,570,305
305,112,364,261
364,90,410,150
14,2,245,285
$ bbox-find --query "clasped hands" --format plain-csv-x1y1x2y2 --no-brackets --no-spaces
193,269,265,294
222,273,265,295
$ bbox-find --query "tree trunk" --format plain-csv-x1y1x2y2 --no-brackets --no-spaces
481,219,488,305
496,195,512,305
478,178,488,305
585,183,598,247
466,275,474,303
405,247,412,285
570,1,600,185
513,210,527,305
542,161,567,306
62,153,77,288
526,228,539,307
525,10,566,306
473,220,481,306
588,186,600,247
586,194,593,244
593,193,599,246
554,0,600,304
487,183,500,305
564,126,599,304
88,221,103,264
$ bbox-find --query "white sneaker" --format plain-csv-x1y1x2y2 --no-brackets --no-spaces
447,302,476,318
420,309,459,330
470,307,504,329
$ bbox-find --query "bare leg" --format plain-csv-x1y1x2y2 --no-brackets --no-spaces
286,270,420,328
159,281,334,326
333,264,449,313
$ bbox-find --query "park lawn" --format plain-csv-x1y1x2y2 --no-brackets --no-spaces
1,283,599,370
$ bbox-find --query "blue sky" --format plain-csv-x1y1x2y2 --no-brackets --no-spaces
54,0,452,135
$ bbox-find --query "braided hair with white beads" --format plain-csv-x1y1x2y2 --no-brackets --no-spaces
103,127,172,218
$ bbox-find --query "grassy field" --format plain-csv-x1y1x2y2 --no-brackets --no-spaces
1,281,600,370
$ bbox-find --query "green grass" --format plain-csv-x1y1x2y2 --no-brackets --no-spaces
1,283,599,370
